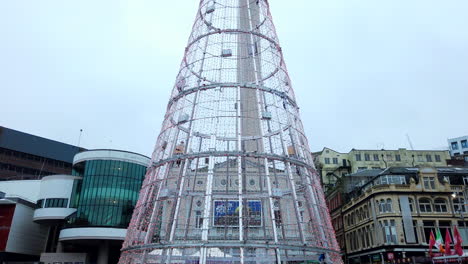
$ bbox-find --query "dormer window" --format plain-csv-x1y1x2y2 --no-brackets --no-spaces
422,177,435,189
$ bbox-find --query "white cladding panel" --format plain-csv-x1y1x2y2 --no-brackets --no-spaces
33,208,77,221
59,227,127,241
73,150,151,167
6,203,49,255
0,180,41,203
38,175,78,200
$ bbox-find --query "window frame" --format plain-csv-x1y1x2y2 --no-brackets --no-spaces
434,198,448,213
395,154,401,161
355,154,362,161
423,177,436,189
419,198,432,213
462,140,468,149
365,154,371,161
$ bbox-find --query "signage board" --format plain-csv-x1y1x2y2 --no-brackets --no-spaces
214,200,262,227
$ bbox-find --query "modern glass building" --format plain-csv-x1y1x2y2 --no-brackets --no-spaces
68,158,147,228
33,149,150,264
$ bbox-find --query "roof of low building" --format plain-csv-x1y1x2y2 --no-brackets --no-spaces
0,126,85,163
347,169,383,177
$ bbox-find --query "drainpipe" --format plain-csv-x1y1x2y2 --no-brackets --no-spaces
381,154,387,169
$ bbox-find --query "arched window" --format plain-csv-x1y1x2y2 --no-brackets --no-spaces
454,198,466,213
380,199,386,213
386,199,393,212
434,198,448,213
363,205,368,219
419,198,432,212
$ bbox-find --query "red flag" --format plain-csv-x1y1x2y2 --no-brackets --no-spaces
453,226,464,256
429,230,436,256
445,229,452,255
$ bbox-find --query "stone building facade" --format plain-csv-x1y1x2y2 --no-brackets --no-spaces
334,167,468,264
314,148,450,188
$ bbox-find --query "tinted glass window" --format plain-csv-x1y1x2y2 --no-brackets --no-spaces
67,160,147,228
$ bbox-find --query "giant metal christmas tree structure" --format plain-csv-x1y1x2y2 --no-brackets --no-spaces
119,0,342,263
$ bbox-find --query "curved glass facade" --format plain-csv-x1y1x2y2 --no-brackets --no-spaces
67,159,147,228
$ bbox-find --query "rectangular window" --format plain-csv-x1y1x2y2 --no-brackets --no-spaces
463,176,468,185
458,221,468,246
365,154,370,161
332,158,338,164
373,154,379,161
417,155,423,162
324,158,330,164
195,210,203,228
395,154,401,161
426,155,432,162
390,220,397,243
423,177,435,189
45,198,68,208
355,154,361,161
435,155,441,162
452,142,459,150
423,221,435,243
274,210,282,226
412,220,419,244
382,220,392,243
386,154,393,161
462,140,468,149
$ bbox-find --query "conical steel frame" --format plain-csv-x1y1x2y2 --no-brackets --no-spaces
119,0,342,263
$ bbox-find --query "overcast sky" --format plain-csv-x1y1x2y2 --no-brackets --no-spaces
1,0,467,157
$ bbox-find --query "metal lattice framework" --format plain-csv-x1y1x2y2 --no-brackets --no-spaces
119,0,342,263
